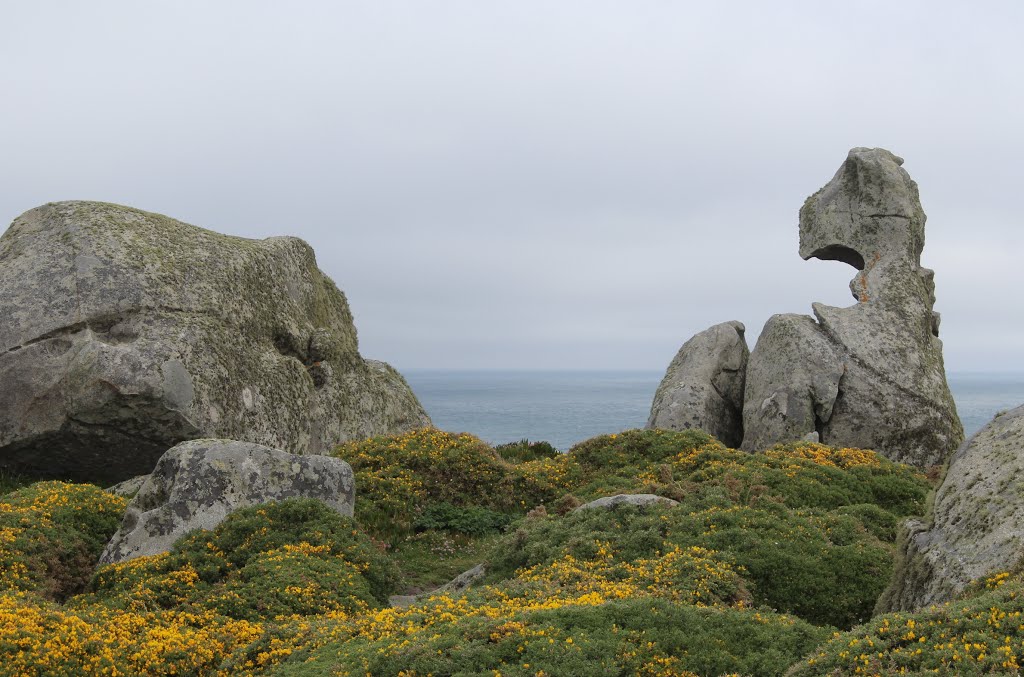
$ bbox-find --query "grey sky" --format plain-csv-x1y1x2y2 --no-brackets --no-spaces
1,2,1020,371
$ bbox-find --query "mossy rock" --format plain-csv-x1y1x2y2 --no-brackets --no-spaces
0,201,430,484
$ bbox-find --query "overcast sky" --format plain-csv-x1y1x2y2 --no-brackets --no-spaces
1,2,1020,371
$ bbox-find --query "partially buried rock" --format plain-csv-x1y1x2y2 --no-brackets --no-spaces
0,201,430,484
647,321,748,447
741,148,962,467
575,494,679,511
99,439,354,565
876,406,1024,613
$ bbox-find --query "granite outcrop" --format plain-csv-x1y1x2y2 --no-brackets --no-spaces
876,405,1024,613
0,201,430,484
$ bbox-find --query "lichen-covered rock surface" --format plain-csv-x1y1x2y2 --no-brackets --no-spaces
99,438,355,565
646,320,747,447
876,405,1024,613
575,493,680,511
0,201,429,484
741,148,962,467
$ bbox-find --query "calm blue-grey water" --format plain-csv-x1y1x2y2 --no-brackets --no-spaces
403,370,1024,451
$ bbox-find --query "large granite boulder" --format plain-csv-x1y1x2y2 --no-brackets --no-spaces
0,201,430,484
646,321,747,447
99,439,355,565
741,148,962,467
876,406,1024,613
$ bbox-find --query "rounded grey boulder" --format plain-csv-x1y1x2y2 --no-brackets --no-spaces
98,438,355,565
646,321,748,447
0,201,430,484
876,405,1024,613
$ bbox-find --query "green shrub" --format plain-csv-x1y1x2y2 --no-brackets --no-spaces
647,438,930,517
0,482,126,600
0,469,29,496
495,439,560,463
790,571,1024,675
413,502,513,536
262,598,828,677
332,428,562,543
490,500,891,629
87,498,398,618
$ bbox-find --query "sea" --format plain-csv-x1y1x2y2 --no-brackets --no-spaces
403,370,1024,451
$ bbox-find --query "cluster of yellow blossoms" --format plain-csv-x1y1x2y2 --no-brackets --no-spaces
797,572,1024,675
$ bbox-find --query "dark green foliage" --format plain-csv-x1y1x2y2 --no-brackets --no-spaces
570,428,713,472
0,469,29,496
87,498,399,618
0,482,126,600
491,499,893,629
212,549,376,621
413,502,513,536
333,429,562,545
494,439,560,463
791,572,1024,675
268,598,829,677
835,503,901,541
389,531,503,594
668,442,930,516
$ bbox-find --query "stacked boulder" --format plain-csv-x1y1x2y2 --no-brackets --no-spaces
649,148,963,468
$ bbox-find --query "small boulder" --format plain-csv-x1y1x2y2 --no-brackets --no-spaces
575,494,679,511
877,406,1024,613
98,439,354,565
647,321,748,447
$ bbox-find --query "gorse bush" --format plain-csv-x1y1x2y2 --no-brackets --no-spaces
235,541,826,676
789,571,1024,675
0,482,126,600
0,429,948,675
332,428,564,543
491,499,889,629
86,498,398,620
0,592,265,677
273,599,828,677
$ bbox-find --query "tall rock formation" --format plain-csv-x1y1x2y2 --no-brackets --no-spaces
877,405,1024,613
0,201,430,484
741,148,962,467
646,321,748,447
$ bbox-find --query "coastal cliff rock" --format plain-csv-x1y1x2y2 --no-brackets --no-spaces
0,201,430,484
741,148,962,467
99,439,355,565
646,321,747,447
876,405,1024,613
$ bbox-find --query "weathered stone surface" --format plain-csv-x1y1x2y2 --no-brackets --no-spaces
106,474,149,498
741,315,843,453
741,149,962,466
876,406,1024,613
575,494,679,511
0,201,430,484
99,439,354,565
646,321,748,447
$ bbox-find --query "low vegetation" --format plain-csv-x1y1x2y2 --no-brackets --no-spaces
0,427,974,676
